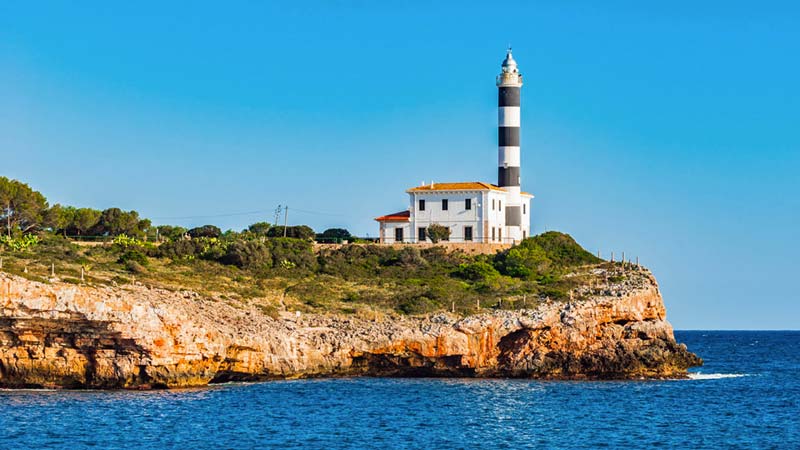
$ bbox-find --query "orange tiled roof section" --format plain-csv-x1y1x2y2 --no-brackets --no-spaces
407,182,506,193
374,210,411,222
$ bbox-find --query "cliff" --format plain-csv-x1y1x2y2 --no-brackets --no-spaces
0,269,700,389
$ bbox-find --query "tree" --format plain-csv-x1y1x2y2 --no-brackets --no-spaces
188,225,222,238
92,208,143,237
318,228,351,243
72,208,102,237
44,204,75,236
0,177,49,236
426,224,451,244
155,225,187,242
266,225,315,240
247,222,271,236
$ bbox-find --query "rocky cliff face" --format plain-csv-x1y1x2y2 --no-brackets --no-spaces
0,270,700,389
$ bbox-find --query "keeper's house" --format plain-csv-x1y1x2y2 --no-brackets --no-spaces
375,49,534,244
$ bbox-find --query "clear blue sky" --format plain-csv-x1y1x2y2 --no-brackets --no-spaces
1,1,798,329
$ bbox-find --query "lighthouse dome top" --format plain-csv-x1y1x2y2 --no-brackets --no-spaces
501,48,518,73
497,48,523,87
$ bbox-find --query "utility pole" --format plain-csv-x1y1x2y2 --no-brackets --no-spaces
283,206,288,238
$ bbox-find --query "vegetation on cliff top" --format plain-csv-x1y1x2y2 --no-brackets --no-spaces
1,177,616,317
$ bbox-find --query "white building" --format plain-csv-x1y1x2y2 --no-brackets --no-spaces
375,49,534,244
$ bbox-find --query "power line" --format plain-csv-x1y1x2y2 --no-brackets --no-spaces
150,206,344,221
151,209,270,220
289,207,344,217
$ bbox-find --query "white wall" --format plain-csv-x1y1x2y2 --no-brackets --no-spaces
410,191,486,242
379,189,530,244
380,221,412,243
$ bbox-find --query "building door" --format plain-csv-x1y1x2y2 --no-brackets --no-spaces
395,227,404,243
464,226,473,242
418,227,426,243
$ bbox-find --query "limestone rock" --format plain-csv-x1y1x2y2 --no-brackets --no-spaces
0,270,701,389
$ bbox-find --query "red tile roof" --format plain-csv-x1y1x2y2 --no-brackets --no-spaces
407,181,507,193
374,210,411,222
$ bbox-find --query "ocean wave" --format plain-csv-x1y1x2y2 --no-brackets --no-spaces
687,373,748,380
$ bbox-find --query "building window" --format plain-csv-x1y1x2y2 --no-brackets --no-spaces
419,199,425,211
465,198,472,210
418,227,426,242
492,199,495,210
442,199,448,211
498,228,502,243
491,227,496,241
498,200,502,211
395,227,404,243
523,204,526,214
523,230,526,240
464,226,473,241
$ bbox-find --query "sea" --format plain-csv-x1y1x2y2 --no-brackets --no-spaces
1,331,798,449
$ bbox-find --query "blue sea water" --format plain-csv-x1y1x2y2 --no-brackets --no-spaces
1,331,798,449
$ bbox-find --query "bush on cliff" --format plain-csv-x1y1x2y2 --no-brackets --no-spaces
157,239,204,259
266,225,315,240
529,231,601,267
269,238,317,271
219,240,271,269
187,225,222,239
494,242,552,278
118,249,149,274
317,245,396,278
453,261,501,282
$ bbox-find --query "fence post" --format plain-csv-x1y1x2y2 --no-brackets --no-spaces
451,301,455,313
476,298,480,310
80,267,85,282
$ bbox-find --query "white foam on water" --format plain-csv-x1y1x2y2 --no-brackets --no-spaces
687,372,749,380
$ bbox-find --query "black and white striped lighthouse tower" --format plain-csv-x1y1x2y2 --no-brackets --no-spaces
497,48,524,241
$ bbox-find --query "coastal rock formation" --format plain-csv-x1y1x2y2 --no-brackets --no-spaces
0,270,700,389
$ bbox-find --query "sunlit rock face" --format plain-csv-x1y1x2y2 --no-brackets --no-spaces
0,271,700,389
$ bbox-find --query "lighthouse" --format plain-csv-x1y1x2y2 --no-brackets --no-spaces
374,48,532,245
497,47,524,242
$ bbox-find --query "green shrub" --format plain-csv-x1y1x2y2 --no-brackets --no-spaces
124,260,147,274
267,225,315,240
118,249,149,267
453,261,501,281
269,238,317,271
397,295,439,315
187,225,222,238
426,224,451,243
528,231,601,266
317,245,398,278
396,247,427,267
316,228,351,243
220,240,271,269
494,242,551,278
157,239,204,259
0,234,40,251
